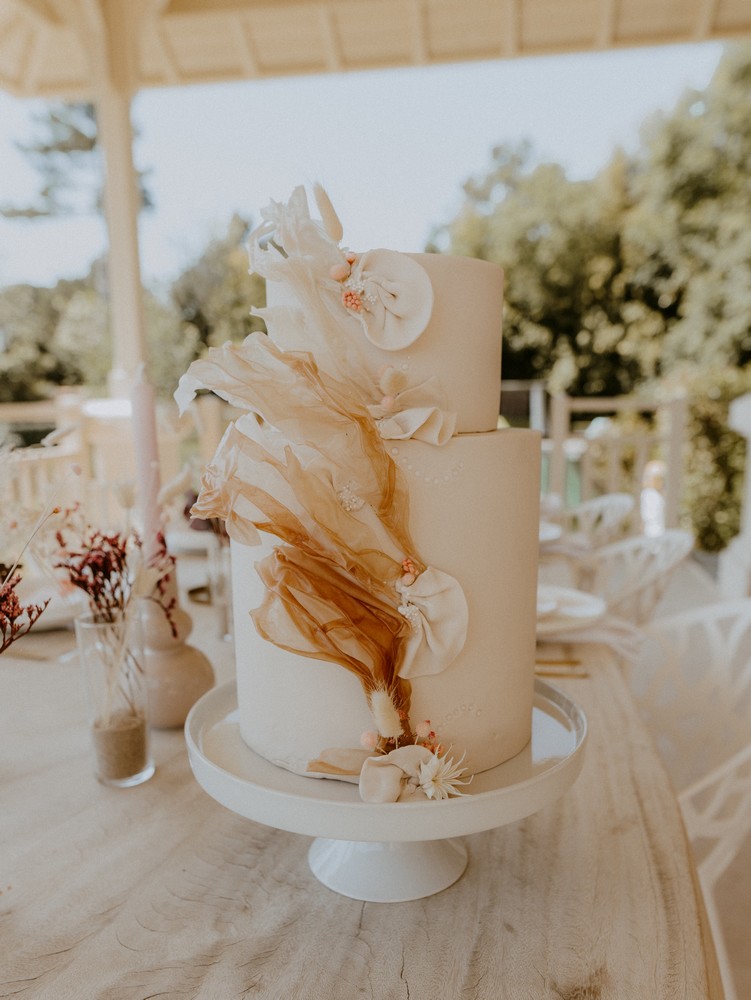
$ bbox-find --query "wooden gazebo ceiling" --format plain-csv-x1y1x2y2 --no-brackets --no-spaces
1,0,749,101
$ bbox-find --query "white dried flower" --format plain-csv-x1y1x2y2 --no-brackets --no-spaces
418,751,472,800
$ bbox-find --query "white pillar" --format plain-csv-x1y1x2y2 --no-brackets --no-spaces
76,0,147,397
97,81,146,397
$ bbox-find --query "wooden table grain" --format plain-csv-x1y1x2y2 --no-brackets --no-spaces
0,596,724,999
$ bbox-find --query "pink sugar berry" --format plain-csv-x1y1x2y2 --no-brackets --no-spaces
360,730,378,751
342,289,363,312
329,262,350,281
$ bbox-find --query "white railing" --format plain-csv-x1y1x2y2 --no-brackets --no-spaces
544,392,688,529
1,392,197,531
500,379,548,433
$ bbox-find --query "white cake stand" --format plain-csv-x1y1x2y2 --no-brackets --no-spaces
185,679,587,902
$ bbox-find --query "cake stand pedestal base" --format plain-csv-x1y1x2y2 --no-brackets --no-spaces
185,679,587,903
308,837,468,902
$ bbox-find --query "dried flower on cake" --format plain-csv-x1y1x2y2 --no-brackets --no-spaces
355,743,472,803
417,751,472,801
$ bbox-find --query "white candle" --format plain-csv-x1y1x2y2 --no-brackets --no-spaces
130,363,163,561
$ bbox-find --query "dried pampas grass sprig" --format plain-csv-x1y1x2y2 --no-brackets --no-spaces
370,688,403,739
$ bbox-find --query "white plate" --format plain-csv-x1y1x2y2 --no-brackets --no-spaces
539,521,563,545
536,593,558,618
536,585,607,636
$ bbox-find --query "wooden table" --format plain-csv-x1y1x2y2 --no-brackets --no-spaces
0,574,724,999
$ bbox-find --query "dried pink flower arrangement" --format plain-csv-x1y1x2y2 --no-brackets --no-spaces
0,500,63,655
0,570,51,654
55,527,178,634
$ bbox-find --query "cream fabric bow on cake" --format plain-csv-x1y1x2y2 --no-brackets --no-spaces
396,567,469,679
341,248,434,351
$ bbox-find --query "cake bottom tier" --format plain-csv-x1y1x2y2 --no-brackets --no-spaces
232,427,541,778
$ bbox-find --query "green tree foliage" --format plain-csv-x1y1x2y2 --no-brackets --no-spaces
430,144,644,395
0,215,263,401
170,214,266,349
661,364,751,552
625,47,751,373
48,275,198,398
432,43,751,550
434,44,751,397
0,282,81,399
0,102,152,219
49,286,111,390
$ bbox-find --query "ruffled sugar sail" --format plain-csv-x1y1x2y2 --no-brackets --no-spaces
312,182,344,243
248,188,376,388
175,185,470,766
196,420,469,689
176,335,417,563
254,544,414,750
247,186,455,446
191,448,416,746
195,423,411,590
176,334,426,746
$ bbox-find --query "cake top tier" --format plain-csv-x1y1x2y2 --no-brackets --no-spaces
249,186,504,437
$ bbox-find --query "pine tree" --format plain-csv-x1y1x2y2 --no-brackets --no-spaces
0,102,152,219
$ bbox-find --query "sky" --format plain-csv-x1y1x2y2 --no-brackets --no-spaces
0,40,726,292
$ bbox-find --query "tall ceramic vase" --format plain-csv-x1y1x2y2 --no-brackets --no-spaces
140,574,215,729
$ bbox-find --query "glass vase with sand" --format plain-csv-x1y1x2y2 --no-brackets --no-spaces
75,607,154,787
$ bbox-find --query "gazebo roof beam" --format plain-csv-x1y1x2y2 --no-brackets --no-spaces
150,17,182,84
694,0,718,40
596,0,617,49
0,13,27,94
17,18,49,93
318,4,343,73
409,0,428,66
502,0,520,57
2,0,751,104
141,0,172,16
68,0,105,48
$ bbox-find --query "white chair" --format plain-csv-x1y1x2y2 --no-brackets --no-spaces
545,392,688,529
539,492,565,524
627,600,751,1000
579,528,694,624
2,441,85,510
563,492,636,549
72,397,199,531
538,493,636,590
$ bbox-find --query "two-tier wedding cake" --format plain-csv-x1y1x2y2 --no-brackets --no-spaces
176,186,541,803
